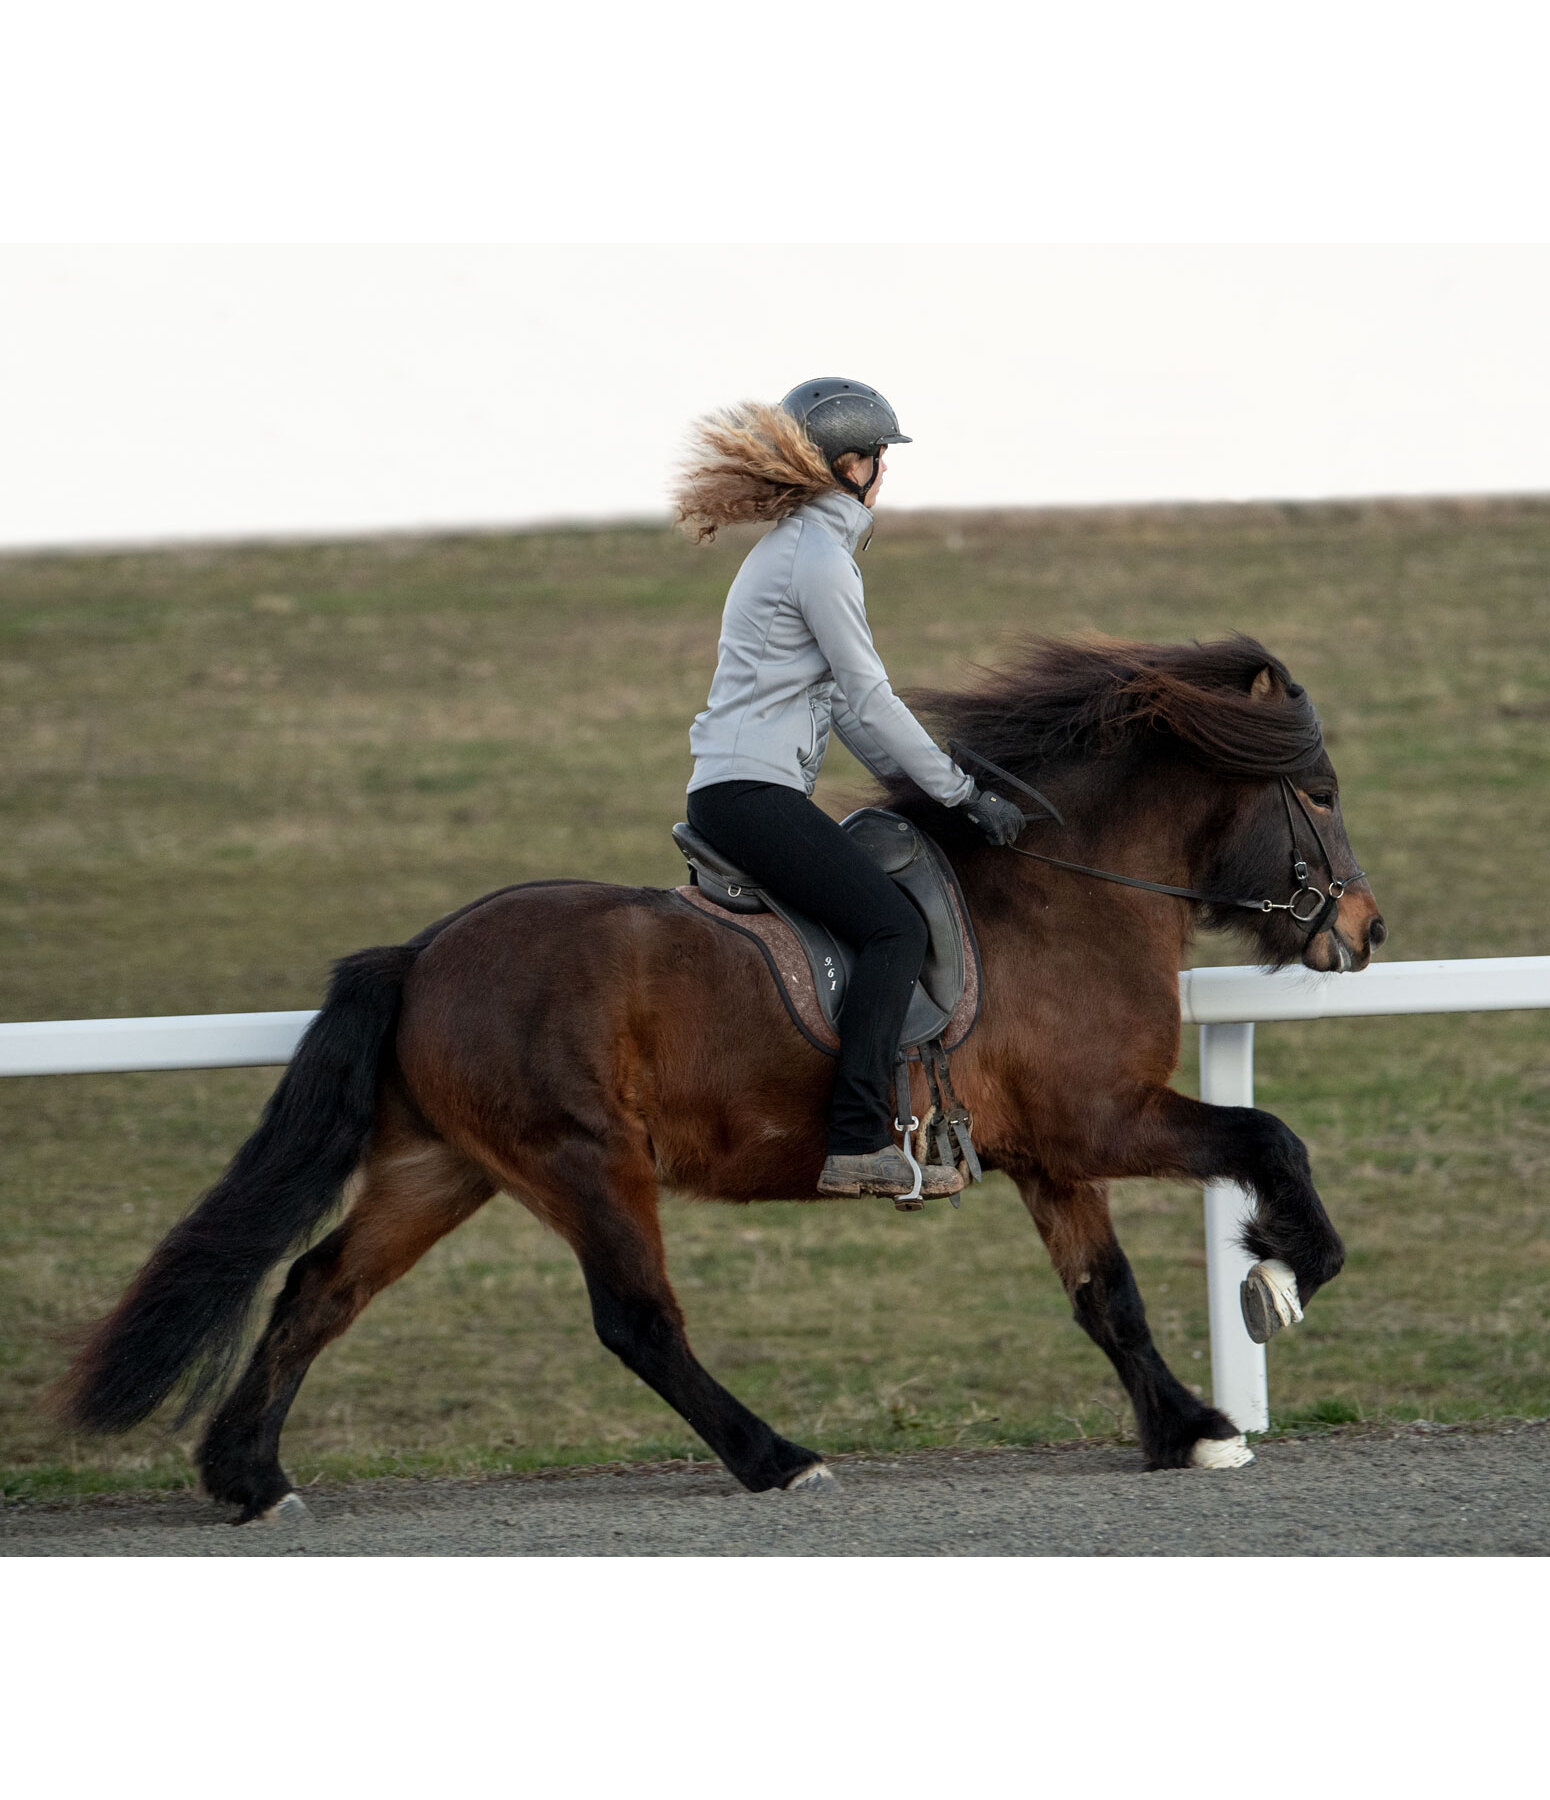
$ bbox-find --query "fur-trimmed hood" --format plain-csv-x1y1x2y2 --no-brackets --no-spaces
671,401,839,543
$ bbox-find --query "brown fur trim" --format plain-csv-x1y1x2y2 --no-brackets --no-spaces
671,401,839,543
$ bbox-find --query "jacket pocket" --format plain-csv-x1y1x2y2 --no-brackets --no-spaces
799,685,833,772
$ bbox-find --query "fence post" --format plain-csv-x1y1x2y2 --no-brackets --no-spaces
1198,1020,1269,1432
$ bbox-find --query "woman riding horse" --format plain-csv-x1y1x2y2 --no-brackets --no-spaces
676,379,1026,1201
56,539,1385,1515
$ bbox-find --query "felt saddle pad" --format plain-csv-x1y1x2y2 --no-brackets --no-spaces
671,808,981,1057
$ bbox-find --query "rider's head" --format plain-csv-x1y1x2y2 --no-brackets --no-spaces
671,380,910,543
779,378,912,509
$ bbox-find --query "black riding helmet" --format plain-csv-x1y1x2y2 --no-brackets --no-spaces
780,377,912,505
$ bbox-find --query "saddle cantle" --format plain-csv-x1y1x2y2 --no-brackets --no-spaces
670,808,981,1058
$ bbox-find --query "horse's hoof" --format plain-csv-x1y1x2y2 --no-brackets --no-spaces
1241,1257,1303,1344
261,1492,310,1523
1189,1433,1255,1470
783,1462,835,1493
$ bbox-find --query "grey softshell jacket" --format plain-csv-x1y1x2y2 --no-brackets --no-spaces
687,491,975,806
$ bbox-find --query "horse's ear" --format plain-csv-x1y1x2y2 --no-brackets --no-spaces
1249,665,1277,701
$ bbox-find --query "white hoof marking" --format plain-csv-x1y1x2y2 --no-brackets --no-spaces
1190,1434,1255,1470
1242,1257,1304,1342
1257,1257,1304,1327
784,1463,835,1493
262,1492,310,1523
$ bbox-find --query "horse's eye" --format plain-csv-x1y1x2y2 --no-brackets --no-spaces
1309,791,1334,808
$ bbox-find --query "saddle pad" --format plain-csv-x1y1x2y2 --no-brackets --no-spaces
673,880,981,1058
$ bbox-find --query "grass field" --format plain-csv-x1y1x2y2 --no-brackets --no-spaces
2,498,1547,1499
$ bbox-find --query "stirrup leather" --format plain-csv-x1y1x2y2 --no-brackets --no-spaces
892,1041,982,1211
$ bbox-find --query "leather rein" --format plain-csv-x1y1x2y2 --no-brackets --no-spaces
948,740,1361,938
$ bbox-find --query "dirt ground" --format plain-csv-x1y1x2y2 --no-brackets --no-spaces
4,1420,1545,1556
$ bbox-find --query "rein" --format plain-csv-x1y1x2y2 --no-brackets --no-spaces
958,747,1360,936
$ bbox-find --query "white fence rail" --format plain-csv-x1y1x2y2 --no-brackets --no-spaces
0,1010,317,1077
4,955,1548,1434
1180,956,1550,1430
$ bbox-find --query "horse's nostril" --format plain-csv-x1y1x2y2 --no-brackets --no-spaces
1368,917,1387,949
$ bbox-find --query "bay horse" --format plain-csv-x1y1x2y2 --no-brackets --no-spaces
57,634,1385,1520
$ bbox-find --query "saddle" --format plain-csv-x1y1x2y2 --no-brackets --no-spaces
671,808,985,1200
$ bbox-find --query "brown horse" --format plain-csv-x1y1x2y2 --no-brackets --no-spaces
59,634,1384,1519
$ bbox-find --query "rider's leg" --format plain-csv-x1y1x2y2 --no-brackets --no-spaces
686,782,954,1195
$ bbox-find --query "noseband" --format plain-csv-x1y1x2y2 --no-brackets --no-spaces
949,742,1361,937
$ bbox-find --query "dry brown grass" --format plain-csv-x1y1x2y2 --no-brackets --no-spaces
2,499,1546,1496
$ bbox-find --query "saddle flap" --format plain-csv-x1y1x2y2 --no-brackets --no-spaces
841,809,967,1032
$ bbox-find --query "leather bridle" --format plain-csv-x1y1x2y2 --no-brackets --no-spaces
948,740,1362,939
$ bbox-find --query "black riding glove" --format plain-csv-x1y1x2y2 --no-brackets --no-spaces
962,782,1028,847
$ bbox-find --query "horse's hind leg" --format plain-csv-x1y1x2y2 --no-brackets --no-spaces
198,1124,494,1521
1017,1175,1251,1470
510,1138,827,1493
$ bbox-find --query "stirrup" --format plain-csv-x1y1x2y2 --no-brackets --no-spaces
892,1059,924,1209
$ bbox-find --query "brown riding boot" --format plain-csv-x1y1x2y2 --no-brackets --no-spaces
918,1159,968,1199
817,1144,966,1201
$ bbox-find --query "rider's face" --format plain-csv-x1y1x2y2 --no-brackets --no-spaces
838,450,888,507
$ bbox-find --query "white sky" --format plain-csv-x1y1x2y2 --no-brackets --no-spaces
4,245,1550,549
3,7,1549,549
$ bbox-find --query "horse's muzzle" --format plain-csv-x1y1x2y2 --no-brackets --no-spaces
1300,884,1385,973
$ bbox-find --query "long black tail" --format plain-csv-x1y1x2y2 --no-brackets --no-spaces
57,943,420,1434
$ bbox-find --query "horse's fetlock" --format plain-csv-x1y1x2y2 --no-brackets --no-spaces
1304,1236,1345,1293
198,1424,290,1516
1239,1215,1278,1264
1141,1400,1236,1471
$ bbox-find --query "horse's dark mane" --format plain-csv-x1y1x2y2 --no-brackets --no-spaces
897,633,1324,793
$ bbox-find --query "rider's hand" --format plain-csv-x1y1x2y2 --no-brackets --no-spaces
962,782,1028,847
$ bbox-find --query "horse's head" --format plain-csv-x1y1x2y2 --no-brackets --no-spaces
893,633,1385,972
1200,664,1385,972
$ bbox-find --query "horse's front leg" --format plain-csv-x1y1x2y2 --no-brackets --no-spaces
1108,1085,1346,1343
1016,1175,1251,1470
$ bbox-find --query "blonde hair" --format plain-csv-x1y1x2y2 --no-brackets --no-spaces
671,401,838,543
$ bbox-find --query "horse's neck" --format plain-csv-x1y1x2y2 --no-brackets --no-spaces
1069,761,1215,887
952,760,1218,970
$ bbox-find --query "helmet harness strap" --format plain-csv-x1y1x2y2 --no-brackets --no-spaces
832,447,880,506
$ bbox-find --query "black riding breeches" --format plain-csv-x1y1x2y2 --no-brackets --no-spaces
686,780,927,1155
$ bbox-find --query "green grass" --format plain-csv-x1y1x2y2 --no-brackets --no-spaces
2,500,1547,1500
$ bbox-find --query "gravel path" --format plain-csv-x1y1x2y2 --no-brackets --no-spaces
5,1421,1546,1556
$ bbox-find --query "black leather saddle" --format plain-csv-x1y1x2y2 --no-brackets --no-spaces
671,808,979,1053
